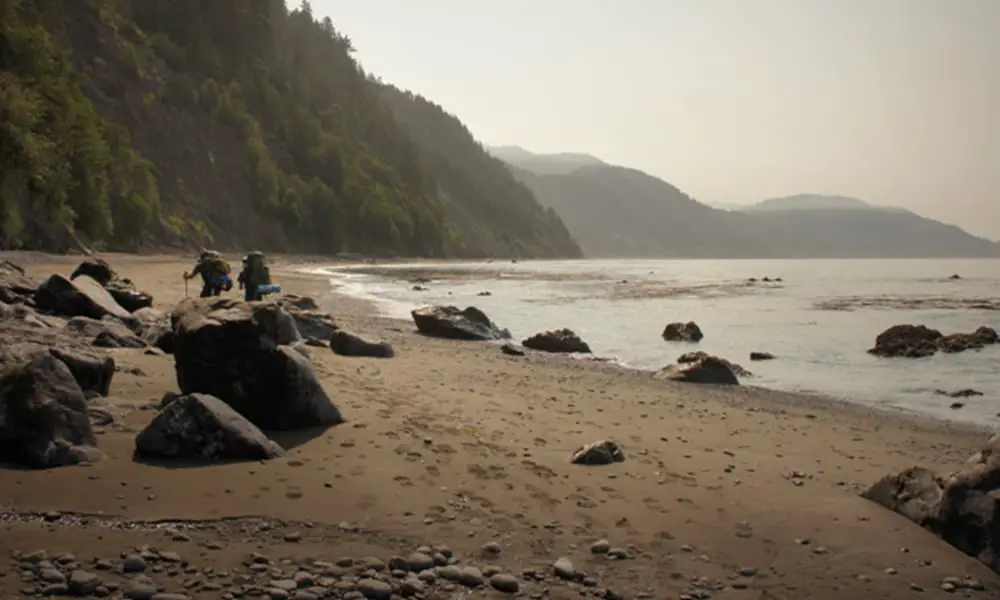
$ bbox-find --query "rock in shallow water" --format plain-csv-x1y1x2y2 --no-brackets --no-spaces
522,328,591,354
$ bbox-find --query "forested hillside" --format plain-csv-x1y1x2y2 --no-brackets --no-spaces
0,0,580,258
379,86,580,258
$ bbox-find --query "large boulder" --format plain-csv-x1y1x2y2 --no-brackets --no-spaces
0,260,38,304
134,393,284,461
522,329,591,354
656,354,740,385
0,353,101,468
411,305,510,341
35,274,131,320
171,298,344,430
330,330,395,358
48,348,116,397
69,258,152,312
662,321,704,342
863,434,1000,574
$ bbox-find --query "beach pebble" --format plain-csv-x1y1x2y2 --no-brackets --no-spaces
356,578,392,600
406,552,434,572
68,569,100,595
124,580,158,600
457,566,485,587
552,557,575,580
123,554,148,573
39,568,66,584
489,573,520,593
590,540,610,554
481,541,502,555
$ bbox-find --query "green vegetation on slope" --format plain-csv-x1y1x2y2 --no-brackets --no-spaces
0,0,580,258
379,86,580,258
0,0,160,250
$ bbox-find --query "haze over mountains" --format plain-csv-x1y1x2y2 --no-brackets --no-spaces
490,147,1000,259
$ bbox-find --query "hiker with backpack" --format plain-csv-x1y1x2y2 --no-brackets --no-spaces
184,250,233,297
238,251,276,301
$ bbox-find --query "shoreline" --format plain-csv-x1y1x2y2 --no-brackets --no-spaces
1,253,997,599
292,261,996,435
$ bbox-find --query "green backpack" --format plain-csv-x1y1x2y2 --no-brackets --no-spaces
245,251,270,286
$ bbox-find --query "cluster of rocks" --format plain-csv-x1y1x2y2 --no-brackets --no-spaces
656,352,746,386
863,431,1000,575
0,258,408,470
868,324,999,358
7,544,631,599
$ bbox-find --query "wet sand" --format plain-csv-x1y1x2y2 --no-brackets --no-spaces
0,253,997,599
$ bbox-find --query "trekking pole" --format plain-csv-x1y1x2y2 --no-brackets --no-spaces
184,276,189,298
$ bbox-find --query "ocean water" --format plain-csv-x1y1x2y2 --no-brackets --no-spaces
308,259,1000,426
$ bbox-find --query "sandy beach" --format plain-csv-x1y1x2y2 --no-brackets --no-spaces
0,252,997,599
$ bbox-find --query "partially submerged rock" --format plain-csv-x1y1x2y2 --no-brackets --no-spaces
35,274,130,320
571,440,625,465
522,329,591,354
862,433,1000,574
658,354,740,385
330,330,395,358
172,298,344,430
662,321,703,342
749,351,775,361
0,353,101,468
677,351,751,377
411,305,510,341
869,324,998,358
134,393,284,461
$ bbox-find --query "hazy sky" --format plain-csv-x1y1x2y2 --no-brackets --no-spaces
311,0,1000,239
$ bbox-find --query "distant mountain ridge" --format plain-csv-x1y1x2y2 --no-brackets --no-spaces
496,147,1000,259
488,145,604,175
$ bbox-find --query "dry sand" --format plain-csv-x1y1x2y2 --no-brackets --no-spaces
0,253,997,599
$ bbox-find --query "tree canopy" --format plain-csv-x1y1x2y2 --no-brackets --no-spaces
0,0,581,258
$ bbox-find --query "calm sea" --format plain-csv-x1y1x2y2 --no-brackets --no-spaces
309,259,1000,426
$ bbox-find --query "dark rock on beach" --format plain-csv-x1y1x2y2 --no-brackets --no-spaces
135,393,284,461
330,329,395,358
862,431,1000,574
571,440,625,465
411,305,510,341
66,316,145,349
662,321,703,342
0,260,38,304
750,351,775,361
522,328,591,354
70,258,153,312
35,274,131,320
0,353,101,468
48,347,116,397
172,298,344,430
869,324,998,358
658,354,741,385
